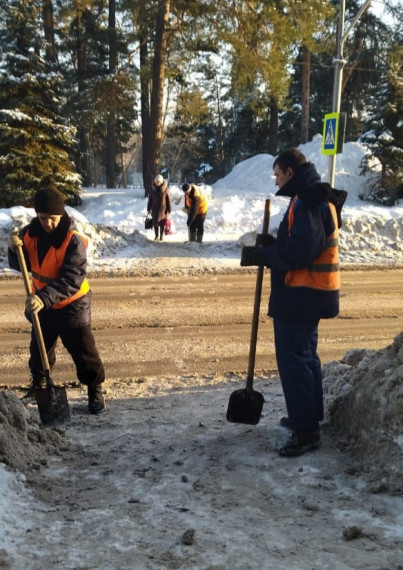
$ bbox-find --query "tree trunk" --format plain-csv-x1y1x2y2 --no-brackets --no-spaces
139,0,151,197
146,0,170,195
106,118,117,188
268,98,278,155
42,0,57,63
216,77,226,178
121,153,128,188
78,126,91,187
106,0,117,188
301,45,310,144
75,9,91,187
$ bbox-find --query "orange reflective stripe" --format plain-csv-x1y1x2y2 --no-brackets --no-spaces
51,279,90,309
287,195,298,234
23,230,90,309
286,200,340,291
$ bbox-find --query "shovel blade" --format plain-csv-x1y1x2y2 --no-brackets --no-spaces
35,386,70,428
226,387,264,425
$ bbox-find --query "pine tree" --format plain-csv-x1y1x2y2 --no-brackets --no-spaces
360,42,403,205
0,0,81,208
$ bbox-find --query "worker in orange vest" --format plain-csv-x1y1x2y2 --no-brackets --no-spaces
182,183,208,243
241,148,347,457
8,182,106,414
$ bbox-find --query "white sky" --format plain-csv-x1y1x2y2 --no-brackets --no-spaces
368,0,401,23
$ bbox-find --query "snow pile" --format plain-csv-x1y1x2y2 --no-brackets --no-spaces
0,391,66,472
323,332,403,494
339,216,403,267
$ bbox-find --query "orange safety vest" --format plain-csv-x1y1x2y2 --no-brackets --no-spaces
285,196,340,291
23,230,90,309
185,186,208,214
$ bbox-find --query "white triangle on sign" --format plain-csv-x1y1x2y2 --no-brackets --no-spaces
326,121,335,145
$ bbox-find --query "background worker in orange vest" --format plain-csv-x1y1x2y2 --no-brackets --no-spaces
241,148,347,457
182,183,208,243
8,182,106,414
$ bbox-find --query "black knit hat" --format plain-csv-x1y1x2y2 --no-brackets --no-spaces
182,183,191,192
34,186,65,215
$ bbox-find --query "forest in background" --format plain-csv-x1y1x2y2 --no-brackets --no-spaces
0,0,401,207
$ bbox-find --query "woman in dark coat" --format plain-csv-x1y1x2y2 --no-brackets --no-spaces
147,175,172,241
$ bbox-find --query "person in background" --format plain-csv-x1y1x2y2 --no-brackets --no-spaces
241,148,347,457
182,183,208,243
147,174,172,241
8,182,106,414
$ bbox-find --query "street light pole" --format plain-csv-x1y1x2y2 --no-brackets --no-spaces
327,0,373,186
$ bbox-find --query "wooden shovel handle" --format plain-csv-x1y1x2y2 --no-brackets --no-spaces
14,234,52,374
246,199,271,388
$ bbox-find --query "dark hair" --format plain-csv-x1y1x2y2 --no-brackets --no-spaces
273,148,307,173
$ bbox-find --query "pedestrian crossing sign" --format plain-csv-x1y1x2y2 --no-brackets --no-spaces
322,112,343,155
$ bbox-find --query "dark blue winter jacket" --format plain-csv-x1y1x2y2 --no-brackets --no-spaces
8,213,92,330
256,162,347,322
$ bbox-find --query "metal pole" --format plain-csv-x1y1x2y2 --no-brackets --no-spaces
328,0,346,186
327,0,372,186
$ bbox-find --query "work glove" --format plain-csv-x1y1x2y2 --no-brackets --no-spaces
8,232,23,253
25,295,44,313
255,234,276,247
241,246,261,267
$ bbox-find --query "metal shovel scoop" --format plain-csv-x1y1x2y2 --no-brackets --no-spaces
15,234,70,427
226,199,271,425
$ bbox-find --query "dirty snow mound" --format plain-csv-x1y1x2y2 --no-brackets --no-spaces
322,332,403,494
0,391,66,472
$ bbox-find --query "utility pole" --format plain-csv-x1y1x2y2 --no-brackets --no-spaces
327,0,372,186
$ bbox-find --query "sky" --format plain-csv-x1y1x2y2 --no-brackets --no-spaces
369,0,401,24
0,134,403,557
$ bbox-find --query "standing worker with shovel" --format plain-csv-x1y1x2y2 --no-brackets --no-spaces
8,181,106,415
241,149,347,457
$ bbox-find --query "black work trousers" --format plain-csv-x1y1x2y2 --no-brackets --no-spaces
29,320,105,388
273,318,323,432
189,213,206,242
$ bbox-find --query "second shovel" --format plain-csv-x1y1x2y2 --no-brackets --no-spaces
226,199,271,425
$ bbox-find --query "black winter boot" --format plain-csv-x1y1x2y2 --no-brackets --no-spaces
189,230,197,242
196,231,204,244
88,384,105,414
278,429,320,457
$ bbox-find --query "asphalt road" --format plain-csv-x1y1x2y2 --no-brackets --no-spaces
1,269,402,388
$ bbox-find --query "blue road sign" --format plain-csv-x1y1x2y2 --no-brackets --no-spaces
322,113,339,155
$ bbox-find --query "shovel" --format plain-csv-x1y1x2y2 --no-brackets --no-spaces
226,199,271,425
15,233,70,427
